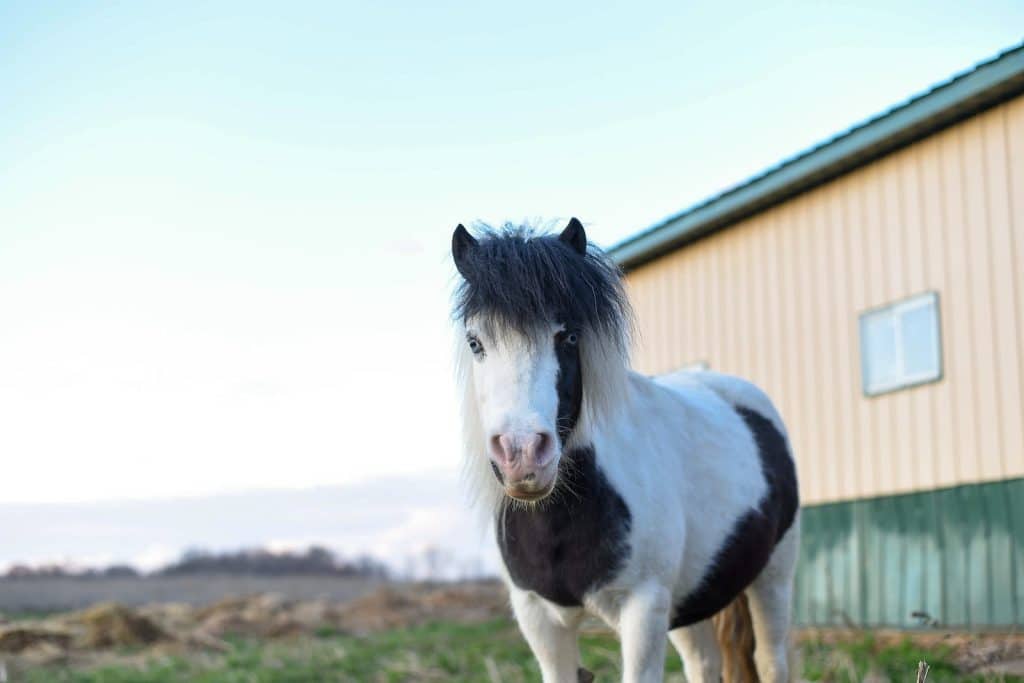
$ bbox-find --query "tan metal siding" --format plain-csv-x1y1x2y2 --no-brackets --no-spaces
625,95,1024,504
1007,96,1024,481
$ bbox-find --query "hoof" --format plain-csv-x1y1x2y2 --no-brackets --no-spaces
577,667,595,683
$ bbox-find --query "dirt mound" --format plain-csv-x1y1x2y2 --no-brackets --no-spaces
338,581,507,634
0,603,169,671
195,594,306,639
0,625,72,654
137,602,196,634
420,583,508,619
63,602,168,649
338,587,421,633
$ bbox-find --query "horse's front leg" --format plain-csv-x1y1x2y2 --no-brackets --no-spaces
618,581,671,683
509,588,583,683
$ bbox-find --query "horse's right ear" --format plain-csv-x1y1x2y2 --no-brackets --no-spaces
452,224,478,279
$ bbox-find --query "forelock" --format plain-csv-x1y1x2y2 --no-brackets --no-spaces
452,223,631,346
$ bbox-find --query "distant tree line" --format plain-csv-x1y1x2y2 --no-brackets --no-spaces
160,546,388,578
2,546,389,579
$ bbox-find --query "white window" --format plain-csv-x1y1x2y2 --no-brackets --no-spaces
859,292,942,396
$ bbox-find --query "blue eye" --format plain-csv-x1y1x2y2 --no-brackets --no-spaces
560,331,579,346
468,335,484,355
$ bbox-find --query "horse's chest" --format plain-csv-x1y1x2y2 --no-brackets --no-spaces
496,447,631,607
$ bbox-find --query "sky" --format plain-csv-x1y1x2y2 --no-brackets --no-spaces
0,475,488,577
1,2,1023,506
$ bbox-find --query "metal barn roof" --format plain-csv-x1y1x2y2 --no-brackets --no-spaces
609,43,1024,270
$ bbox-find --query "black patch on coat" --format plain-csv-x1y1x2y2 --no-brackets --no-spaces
451,224,630,355
554,331,583,442
497,446,632,607
669,407,799,629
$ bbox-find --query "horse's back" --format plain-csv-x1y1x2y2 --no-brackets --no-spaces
655,369,789,444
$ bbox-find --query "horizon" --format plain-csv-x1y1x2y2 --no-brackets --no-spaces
0,470,493,576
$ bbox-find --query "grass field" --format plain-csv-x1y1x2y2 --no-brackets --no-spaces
14,618,1020,683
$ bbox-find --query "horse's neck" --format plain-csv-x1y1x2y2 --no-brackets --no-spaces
577,369,689,475
582,370,652,437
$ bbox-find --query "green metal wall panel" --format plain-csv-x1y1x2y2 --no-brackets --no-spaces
794,478,1024,628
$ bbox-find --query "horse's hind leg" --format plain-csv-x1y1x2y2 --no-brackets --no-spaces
745,517,801,683
668,620,721,683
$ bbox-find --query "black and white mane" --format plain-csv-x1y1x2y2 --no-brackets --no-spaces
452,223,631,355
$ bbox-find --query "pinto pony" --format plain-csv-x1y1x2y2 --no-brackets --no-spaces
451,220,799,683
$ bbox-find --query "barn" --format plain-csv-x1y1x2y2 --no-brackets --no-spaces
609,44,1024,628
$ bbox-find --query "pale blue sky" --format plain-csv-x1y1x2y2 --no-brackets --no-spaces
1,2,1022,503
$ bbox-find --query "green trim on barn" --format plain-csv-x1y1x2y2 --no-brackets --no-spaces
794,478,1024,629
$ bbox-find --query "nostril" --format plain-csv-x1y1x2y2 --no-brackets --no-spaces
534,432,553,465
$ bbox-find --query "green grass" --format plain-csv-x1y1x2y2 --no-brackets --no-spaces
15,619,1018,682
801,633,1017,683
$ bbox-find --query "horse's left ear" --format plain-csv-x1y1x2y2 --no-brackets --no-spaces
559,217,587,256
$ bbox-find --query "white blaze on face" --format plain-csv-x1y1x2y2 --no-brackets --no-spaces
467,322,562,501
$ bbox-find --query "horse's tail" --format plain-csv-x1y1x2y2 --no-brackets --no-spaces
713,593,759,683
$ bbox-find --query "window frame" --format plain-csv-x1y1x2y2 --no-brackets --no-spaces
858,291,943,397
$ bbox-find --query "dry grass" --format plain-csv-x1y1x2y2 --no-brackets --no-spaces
2,582,1022,682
